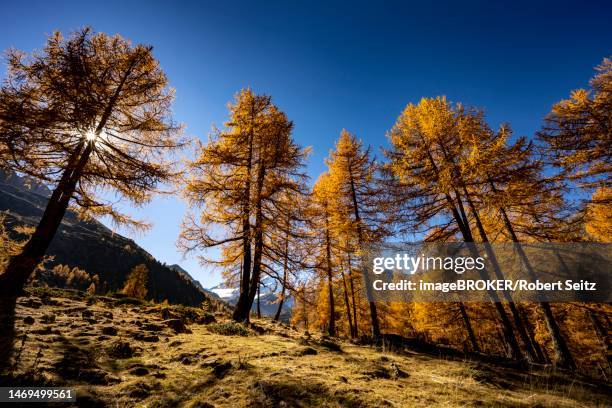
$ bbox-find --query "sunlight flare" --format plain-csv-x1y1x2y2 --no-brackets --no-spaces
85,129,97,143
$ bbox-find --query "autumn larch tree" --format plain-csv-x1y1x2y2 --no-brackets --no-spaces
122,264,149,299
326,130,387,340
538,57,611,190
269,192,310,322
0,28,182,370
179,89,308,322
308,173,338,336
459,115,577,369
384,97,525,360
538,57,611,243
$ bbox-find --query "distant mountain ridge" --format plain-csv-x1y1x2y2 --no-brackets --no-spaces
0,171,217,306
167,264,222,301
209,276,293,320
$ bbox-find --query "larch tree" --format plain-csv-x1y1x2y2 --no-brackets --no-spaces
538,57,611,243
326,130,386,340
585,187,611,241
457,112,577,368
179,89,308,322
384,97,525,360
122,263,149,299
268,191,310,322
0,28,182,369
309,173,338,336
538,57,611,190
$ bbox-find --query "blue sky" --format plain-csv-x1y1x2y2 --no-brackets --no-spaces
1,0,610,287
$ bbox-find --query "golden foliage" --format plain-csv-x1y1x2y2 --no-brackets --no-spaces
122,263,149,299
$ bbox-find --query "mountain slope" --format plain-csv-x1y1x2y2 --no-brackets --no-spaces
0,171,215,306
4,286,609,407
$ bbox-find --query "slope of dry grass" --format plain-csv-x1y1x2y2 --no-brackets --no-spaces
2,287,610,407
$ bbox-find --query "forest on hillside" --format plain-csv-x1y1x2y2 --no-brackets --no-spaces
0,27,610,398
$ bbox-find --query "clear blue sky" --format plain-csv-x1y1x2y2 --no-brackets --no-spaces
1,0,610,287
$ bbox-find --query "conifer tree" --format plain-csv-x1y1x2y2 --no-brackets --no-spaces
271,193,309,322
538,57,611,190
179,89,308,322
326,130,387,339
385,97,524,360
461,121,577,368
122,264,148,299
0,28,182,292
538,57,611,244
0,28,181,370
309,173,338,336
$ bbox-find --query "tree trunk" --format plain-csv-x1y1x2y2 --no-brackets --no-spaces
232,122,255,322
274,235,290,322
458,302,480,352
325,215,336,337
461,186,540,363
256,282,261,318
490,179,576,369
346,254,358,337
1,143,91,294
518,304,548,363
340,267,355,338
347,172,380,339
301,285,309,330
588,309,611,368
243,159,267,319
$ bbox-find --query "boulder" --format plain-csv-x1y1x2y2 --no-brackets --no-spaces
40,314,55,324
195,313,217,325
163,319,191,334
129,367,149,376
213,362,232,378
297,347,318,356
108,341,134,358
142,323,163,332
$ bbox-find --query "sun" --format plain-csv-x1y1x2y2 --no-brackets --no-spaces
85,129,97,142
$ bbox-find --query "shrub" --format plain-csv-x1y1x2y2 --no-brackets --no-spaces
207,322,250,337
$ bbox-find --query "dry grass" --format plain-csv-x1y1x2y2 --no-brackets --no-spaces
4,288,610,407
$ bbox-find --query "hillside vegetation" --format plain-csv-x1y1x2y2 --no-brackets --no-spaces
3,287,610,408
0,171,212,306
